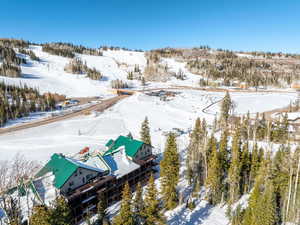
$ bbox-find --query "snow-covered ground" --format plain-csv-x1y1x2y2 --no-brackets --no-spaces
272,111,300,121
0,46,147,98
2,100,101,129
0,90,296,162
0,46,298,224
208,92,297,115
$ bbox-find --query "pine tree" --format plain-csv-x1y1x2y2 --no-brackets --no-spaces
256,181,277,225
242,170,263,225
140,117,151,145
160,133,180,210
97,192,108,225
249,143,259,189
231,204,245,225
127,132,133,139
133,182,144,224
186,118,204,185
219,129,229,201
205,138,222,205
50,196,72,225
220,91,232,124
219,129,229,175
113,182,135,225
240,142,251,194
127,71,134,80
30,206,51,225
228,127,242,204
142,174,165,225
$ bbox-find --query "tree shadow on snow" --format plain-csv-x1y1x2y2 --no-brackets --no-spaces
167,203,213,225
21,73,41,79
100,76,109,81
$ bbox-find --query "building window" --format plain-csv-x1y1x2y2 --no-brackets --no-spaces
86,174,92,181
69,181,74,186
82,177,85,184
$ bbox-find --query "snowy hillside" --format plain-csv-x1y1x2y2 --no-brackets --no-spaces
0,46,147,98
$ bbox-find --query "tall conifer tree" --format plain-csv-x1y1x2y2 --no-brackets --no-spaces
140,117,151,145
113,182,135,225
160,133,180,210
142,174,165,225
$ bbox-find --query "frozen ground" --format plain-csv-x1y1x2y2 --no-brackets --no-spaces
0,46,147,98
0,89,297,225
207,92,297,115
0,46,202,98
0,90,296,162
2,101,101,129
0,47,298,225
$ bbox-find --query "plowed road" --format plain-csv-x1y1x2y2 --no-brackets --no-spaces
0,86,296,135
0,95,128,135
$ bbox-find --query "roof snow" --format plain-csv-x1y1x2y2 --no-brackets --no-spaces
103,147,140,178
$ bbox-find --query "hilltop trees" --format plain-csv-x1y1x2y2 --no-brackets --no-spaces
42,42,102,57
185,49,300,88
0,45,24,77
64,57,102,80
19,48,40,61
140,117,151,145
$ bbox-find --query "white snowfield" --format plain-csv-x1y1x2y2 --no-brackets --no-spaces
0,46,147,98
0,90,296,162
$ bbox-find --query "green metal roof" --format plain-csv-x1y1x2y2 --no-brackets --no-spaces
105,139,114,148
35,154,79,189
104,135,144,157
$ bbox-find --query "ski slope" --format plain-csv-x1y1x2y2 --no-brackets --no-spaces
0,46,147,98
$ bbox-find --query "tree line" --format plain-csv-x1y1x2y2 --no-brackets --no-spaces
18,48,40,61
64,57,103,80
42,42,102,58
0,82,56,127
0,45,25,77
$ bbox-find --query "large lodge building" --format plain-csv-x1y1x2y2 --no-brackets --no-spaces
0,135,157,224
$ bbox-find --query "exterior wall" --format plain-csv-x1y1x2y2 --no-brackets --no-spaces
61,168,99,194
67,156,157,224
134,144,152,160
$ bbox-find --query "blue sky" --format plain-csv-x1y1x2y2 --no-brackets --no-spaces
1,0,300,53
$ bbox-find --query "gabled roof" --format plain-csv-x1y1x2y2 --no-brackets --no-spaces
35,153,102,189
104,135,144,157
